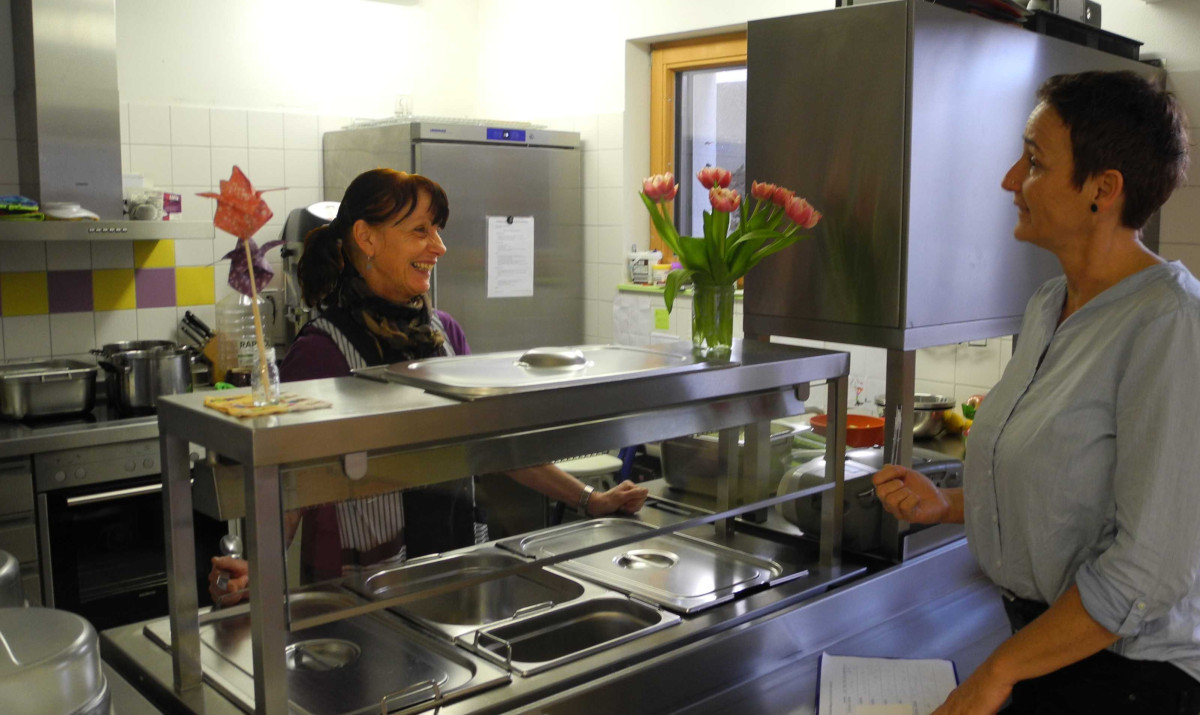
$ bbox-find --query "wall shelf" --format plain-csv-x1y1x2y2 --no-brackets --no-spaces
0,221,214,242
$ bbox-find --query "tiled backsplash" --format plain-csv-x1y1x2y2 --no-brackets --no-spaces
0,101,345,362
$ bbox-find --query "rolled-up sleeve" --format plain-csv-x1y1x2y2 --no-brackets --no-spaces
1075,307,1200,636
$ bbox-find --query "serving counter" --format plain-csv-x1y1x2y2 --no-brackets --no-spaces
98,339,1008,714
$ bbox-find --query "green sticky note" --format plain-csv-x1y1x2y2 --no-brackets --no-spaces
654,307,671,331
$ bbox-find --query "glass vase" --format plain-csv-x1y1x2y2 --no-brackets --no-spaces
251,347,281,406
690,280,735,357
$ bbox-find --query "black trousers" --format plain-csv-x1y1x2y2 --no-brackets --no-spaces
999,594,1200,715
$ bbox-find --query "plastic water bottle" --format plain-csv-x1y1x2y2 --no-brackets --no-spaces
215,293,274,384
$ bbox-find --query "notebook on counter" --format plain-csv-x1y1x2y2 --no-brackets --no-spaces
817,652,959,715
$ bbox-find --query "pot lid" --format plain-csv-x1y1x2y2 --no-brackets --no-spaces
0,607,104,714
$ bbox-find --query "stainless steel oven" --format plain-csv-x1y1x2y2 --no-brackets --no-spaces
34,438,225,630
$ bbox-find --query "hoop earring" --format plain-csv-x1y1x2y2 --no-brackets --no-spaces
1090,203,1098,213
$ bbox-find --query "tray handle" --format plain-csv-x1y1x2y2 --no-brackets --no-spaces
380,678,442,715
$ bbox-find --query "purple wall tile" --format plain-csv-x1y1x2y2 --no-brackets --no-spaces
48,270,95,313
135,268,176,308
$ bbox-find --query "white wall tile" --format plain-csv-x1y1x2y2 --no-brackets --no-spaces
91,241,134,269
583,188,599,227
45,241,93,270
915,378,956,399
170,106,210,146
128,103,172,145
0,242,46,272
171,186,215,223
597,149,622,189
916,344,957,382
94,310,138,347
318,115,352,136
955,339,1002,387
121,143,131,175
247,111,284,149
50,313,96,355
1160,242,1200,275
0,95,16,140
598,112,623,150
599,225,626,265
998,337,1013,375
597,188,623,226
584,226,600,265
171,146,212,187
179,304,216,336
210,148,249,187
284,188,320,218
210,109,248,148
595,264,623,302
247,148,286,188
3,315,51,359
261,190,288,228
129,144,173,187
175,239,214,267
137,307,179,341
576,115,599,150
1161,186,1200,246
283,113,320,151
583,151,599,190
284,149,321,188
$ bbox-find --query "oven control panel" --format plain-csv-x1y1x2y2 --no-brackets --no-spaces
34,439,162,492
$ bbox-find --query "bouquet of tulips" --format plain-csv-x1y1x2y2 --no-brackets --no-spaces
640,166,821,314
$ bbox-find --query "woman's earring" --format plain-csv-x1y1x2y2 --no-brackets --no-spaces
365,253,374,271
1090,203,1098,213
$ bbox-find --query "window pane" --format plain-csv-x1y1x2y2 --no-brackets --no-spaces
676,67,747,237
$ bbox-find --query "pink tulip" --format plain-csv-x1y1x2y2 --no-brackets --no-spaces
804,209,822,230
697,166,732,190
771,186,795,208
642,173,678,202
709,186,741,213
751,181,778,202
785,197,814,227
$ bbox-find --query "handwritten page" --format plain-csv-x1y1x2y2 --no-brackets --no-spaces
486,216,534,298
818,652,958,715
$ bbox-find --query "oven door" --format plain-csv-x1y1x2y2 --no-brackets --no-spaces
39,475,225,630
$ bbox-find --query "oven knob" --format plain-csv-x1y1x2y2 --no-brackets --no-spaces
143,458,155,469
74,468,86,480
54,471,66,483
125,460,136,472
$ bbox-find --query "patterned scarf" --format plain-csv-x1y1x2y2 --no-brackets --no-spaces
331,264,447,363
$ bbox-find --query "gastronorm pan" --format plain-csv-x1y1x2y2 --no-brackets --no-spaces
0,359,98,420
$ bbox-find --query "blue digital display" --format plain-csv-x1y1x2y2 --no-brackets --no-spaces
487,128,526,142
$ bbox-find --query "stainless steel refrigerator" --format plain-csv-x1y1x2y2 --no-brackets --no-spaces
322,122,583,354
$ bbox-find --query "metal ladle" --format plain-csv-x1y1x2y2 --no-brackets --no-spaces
214,534,243,593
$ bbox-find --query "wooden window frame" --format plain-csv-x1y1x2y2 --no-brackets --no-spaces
649,32,747,258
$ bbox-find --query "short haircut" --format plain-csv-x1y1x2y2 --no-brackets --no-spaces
1038,70,1190,230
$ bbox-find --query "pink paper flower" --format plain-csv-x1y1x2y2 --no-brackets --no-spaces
709,186,742,213
751,181,778,201
697,166,733,190
642,173,679,202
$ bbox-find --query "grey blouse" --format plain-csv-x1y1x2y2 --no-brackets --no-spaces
964,261,1200,679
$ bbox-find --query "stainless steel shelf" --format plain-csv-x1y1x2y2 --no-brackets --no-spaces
0,220,215,241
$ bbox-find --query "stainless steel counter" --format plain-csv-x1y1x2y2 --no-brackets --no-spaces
147,339,854,714
0,410,156,459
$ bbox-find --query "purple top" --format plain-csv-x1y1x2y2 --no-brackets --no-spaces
279,309,471,382
277,309,470,581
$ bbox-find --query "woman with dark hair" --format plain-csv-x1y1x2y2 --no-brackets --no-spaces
209,168,647,601
873,71,1200,714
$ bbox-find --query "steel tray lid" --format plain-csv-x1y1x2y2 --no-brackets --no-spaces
0,359,98,383
360,344,737,399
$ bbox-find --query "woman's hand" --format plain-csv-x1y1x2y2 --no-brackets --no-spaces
931,662,1014,715
871,465,952,524
588,480,650,516
208,555,250,607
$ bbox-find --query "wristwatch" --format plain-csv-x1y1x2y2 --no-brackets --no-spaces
578,484,595,516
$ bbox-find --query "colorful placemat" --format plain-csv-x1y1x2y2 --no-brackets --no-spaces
203,392,332,418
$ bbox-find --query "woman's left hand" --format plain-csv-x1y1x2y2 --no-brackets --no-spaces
931,664,1013,715
589,480,650,515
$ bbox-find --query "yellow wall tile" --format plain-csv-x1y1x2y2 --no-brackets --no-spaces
133,240,176,268
175,266,215,305
0,272,49,316
93,269,137,311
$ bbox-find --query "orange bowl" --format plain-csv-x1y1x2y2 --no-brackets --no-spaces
809,414,886,448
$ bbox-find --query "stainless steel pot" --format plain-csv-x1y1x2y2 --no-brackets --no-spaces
98,348,193,415
0,607,110,715
0,550,23,607
92,340,176,407
874,393,955,439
